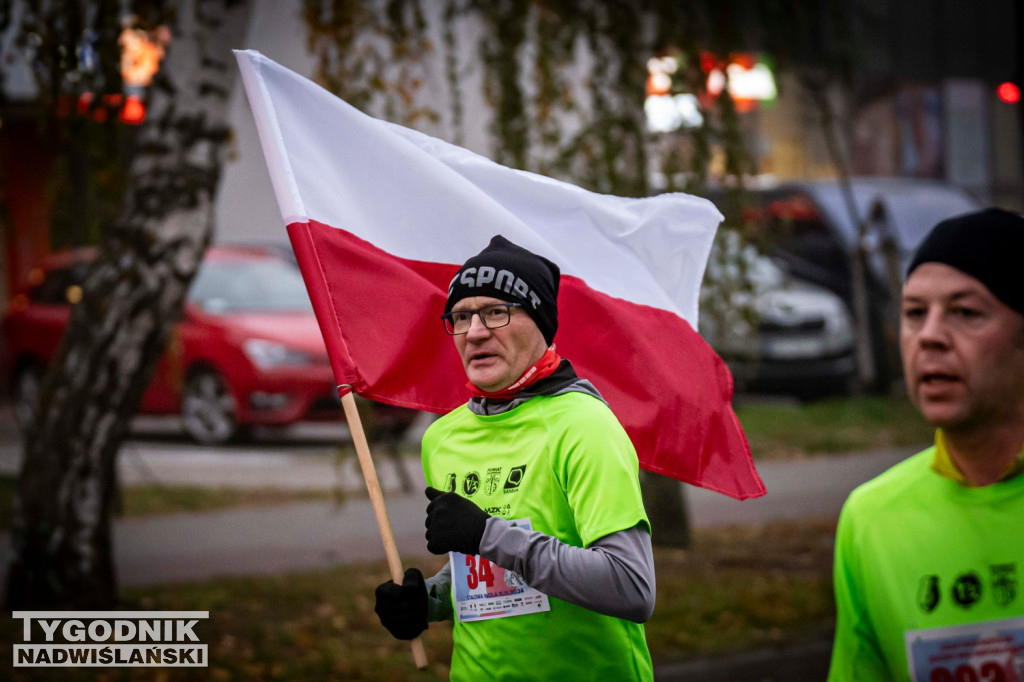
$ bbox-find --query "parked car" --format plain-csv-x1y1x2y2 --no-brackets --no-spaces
1,245,344,444
735,177,981,391
700,238,857,401
743,177,980,298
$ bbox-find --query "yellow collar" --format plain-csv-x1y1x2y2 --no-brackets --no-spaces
930,430,1024,486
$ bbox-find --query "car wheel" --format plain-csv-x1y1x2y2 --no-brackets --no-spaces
12,364,44,430
181,369,241,445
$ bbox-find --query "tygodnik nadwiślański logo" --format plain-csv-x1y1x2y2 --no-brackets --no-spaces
13,611,209,668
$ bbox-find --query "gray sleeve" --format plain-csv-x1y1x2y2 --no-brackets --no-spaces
424,563,453,622
478,518,655,623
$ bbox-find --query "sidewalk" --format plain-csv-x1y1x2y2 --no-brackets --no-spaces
2,440,913,588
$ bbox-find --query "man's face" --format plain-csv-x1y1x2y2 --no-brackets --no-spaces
900,263,1024,433
451,295,548,392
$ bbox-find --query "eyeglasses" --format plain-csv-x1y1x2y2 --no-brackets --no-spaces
441,302,523,335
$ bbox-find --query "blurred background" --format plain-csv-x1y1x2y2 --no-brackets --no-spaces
3,0,1021,410
0,1,1021,679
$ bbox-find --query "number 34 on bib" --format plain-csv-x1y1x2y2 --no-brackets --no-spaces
449,519,551,622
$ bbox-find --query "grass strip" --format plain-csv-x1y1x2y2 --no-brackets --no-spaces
735,395,932,459
0,475,337,531
118,485,337,517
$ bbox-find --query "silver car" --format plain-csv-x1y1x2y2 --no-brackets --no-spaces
738,178,981,392
700,235,856,401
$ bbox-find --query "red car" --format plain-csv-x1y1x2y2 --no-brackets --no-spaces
2,245,343,444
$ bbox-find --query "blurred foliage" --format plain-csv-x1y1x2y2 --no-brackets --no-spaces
301,0,856,342
2,0,857,259
301,0,853,198
0,0,125,106
0,0,173,249
46,117,136,249
0,519,836,679
302,0,435,129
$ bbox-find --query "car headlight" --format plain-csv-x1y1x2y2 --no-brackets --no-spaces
242,339,313,369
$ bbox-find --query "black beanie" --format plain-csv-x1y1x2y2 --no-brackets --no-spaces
445,235,560,345
907,208,1024,315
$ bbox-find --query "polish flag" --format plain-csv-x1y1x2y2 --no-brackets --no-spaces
235,50,764,500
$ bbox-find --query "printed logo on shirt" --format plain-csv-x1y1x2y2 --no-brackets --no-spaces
484,467,502,495
951,572,982,608
503,465,527,493
918,575,941,613
483,504,512,517
444,473,457,493
992,564,1018,607
463,472,481,497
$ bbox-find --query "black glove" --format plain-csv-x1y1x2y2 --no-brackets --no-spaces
424,486,489,555
374,567,428,640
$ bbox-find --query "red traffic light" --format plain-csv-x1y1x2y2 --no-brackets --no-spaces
997,81,1020,104
119,95,146,125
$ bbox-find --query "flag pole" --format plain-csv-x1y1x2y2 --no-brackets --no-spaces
339,389,429,669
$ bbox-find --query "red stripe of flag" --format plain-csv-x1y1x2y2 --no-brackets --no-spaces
289,220,764,500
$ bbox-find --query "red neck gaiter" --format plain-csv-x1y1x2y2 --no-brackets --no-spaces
468,347,562,401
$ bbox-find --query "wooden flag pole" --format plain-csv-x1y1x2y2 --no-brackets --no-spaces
340,390,429,670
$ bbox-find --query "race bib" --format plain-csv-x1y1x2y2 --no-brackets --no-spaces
904,617,1024,682
450,519,551,622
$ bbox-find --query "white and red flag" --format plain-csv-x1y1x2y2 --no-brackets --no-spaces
235,50,765,500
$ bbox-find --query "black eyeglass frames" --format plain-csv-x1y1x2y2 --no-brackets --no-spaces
441,302,523,335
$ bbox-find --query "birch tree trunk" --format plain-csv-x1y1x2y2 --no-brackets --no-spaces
5,0,253,609
803,74,876,392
